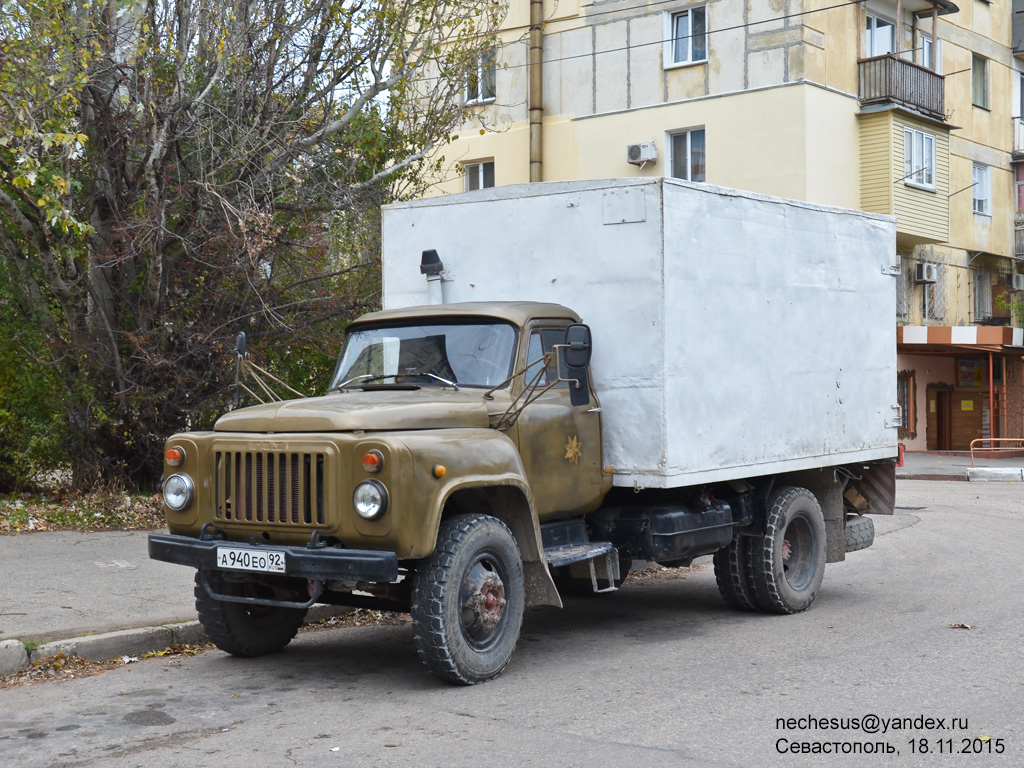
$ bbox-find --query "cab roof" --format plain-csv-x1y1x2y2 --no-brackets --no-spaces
350,301,581,328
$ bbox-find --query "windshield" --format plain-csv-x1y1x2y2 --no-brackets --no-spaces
331,321,518,390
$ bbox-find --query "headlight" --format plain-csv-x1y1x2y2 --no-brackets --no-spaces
163,474,195,511
353,480,388,520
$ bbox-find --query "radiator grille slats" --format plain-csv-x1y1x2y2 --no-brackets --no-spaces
215,450,326,527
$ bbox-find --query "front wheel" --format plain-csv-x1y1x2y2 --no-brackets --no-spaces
193,572,306,657
411,514,525,685
746,487,826,614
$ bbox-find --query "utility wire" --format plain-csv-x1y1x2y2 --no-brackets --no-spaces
410,0,880,85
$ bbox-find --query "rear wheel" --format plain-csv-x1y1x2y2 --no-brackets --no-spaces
844,514,875,553
713,536,760,611
194,572,306,657
746,487,826,614
411,514,525,685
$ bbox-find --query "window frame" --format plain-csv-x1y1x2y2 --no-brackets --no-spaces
903,127,936,191
897,371,915,436
972,55,988,109
972,163,991,216
663,6,707,69
464,161,495,191
918,33,942,73
466,50,496,105
668,128,706,182
864,13,895,58
972,268,993,319
920,264,944,321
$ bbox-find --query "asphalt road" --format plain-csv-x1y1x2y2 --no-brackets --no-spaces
1,480,1021,767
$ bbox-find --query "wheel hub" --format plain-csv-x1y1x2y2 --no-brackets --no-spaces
460,558,507,649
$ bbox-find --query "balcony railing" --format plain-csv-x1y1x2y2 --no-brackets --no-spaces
858,55,945,121
1014,117,1024,156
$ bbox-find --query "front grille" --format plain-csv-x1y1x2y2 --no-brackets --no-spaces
214,450,326,526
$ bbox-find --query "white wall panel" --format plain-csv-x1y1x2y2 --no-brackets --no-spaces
382,178,898,488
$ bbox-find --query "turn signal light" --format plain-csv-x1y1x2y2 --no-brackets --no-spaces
432,464,447,478
165,447,186,467
362,450,384,473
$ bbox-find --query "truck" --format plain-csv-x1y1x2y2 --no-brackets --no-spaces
149,177,899,685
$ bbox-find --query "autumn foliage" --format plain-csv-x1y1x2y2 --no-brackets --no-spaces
0,0,503,489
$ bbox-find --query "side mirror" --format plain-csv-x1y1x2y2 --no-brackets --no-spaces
564,324,592,369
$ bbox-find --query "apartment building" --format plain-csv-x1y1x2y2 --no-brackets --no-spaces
430,0,1024,452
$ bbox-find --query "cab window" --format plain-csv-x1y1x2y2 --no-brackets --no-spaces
524,329,568,388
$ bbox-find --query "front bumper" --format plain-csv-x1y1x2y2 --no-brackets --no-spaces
148,532,399,583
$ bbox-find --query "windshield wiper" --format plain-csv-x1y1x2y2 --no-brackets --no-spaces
334,372,460,391
334,373,394,390
399,372,460,390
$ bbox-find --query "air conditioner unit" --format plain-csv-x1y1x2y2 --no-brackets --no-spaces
626,141,658,166
915,263,938,284
1012,273,1024,292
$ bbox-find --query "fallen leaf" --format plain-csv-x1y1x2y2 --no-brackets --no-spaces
950,623,972,630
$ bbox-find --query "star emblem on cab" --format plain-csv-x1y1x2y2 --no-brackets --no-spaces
564,435,581,464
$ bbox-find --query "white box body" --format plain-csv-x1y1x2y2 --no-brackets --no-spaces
382,178,898,489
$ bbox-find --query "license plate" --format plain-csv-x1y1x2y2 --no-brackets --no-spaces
216,547,286,574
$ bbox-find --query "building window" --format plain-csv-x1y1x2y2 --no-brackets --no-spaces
972,55,988,109
464,161,494,191
904,128,935,189
897,372,914,434
1017,71,1024,119
919,34,941,73
669,129,705,182
665,7,707,67
865,14,895,57
972,164,991,216
896,254,910,319
973,269,993,319
466,50,496,104
921,265,944,320
1016,163,1024,212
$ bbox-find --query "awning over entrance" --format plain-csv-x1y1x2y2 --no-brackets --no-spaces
898,325,1024,349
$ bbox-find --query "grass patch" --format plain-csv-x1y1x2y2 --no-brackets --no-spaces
0,491,165,534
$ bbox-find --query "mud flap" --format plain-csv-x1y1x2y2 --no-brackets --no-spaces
850,460,896,515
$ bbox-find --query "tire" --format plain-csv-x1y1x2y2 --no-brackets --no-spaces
844,514,875,553
411,514,525,685
194,572,306,657
713,536,760,611
746,487,826,615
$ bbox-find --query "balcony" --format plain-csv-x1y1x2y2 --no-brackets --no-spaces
858,55,945,122
1014,117,1024,159
1016,213,1024,259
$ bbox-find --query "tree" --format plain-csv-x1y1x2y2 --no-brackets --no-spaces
0,0,504,489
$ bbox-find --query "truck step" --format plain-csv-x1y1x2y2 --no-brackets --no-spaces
544,541,614,569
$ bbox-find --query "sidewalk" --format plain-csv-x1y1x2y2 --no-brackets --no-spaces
0,530,345,676
896,451,1024,482
2,452,1020,677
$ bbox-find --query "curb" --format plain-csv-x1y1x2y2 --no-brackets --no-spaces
966,467,1024,482
895,472,968,482
0,604,352,678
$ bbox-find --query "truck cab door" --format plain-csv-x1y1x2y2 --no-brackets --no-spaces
514,324,609,520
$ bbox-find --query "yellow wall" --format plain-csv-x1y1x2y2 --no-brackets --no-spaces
432,83,861,208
